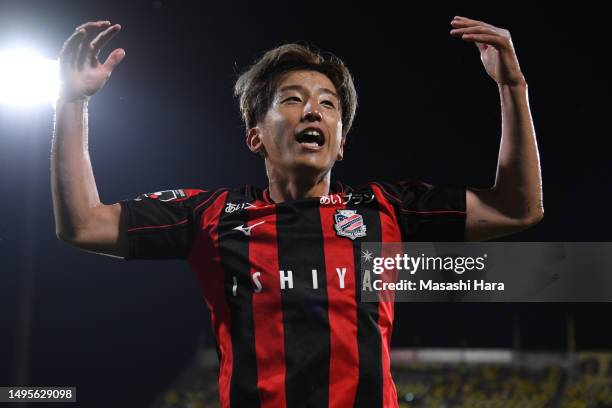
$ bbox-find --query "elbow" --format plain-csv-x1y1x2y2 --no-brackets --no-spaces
55,214,94,246
535,208,544,224
529,201,545,225
520,209,544,229
56,228,75,244
56,227,84,246
504,195,544,229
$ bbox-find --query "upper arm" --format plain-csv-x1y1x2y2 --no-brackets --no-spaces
119,188,217,260
465,188,543,241
58,188,216,260
59,203,128,258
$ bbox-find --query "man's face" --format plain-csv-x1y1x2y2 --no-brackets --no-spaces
248,70,345,178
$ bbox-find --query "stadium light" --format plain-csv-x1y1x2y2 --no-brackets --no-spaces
0,48,59,106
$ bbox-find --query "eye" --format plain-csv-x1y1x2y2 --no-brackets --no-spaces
321,100,336,108
283,96,302,103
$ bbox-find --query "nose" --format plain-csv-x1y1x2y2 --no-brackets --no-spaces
303,109,322,122
302,96,323,121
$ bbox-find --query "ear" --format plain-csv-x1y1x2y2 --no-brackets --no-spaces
247,127,266,156
336,135,346,161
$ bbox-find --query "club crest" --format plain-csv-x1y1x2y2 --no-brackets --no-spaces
334,209,367,240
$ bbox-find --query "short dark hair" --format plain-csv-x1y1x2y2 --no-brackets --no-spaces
234,43,358,138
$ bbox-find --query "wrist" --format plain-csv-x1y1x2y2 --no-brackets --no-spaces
55,94,89,107
497,78,528,90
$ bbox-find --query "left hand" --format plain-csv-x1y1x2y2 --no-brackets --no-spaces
450,16,526,87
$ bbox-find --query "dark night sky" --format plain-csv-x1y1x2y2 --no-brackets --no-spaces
0,1,610,407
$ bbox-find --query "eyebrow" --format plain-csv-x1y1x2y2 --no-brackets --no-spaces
278,84,339,99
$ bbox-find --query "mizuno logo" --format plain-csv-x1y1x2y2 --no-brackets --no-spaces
233,221,265,236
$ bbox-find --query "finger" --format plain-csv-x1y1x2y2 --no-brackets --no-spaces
453,16,485,25
451,19,473,27
75,20,111,32
451,19,490,28
450,26,498,38
91,24,121,58
76,21,112,68
460,34,507,49
451,17,496,30
60,28,86,66
102,48,126,73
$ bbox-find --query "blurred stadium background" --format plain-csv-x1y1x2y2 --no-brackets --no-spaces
150,321,612,408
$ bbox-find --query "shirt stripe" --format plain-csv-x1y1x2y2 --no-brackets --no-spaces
371,183,401,408
277,200,330,408
188,191,234,408
351,184,384,407
249,200,287,407
320,203,359,408
218,190,261,407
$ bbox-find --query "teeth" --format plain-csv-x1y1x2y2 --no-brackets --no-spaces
297,129,324,146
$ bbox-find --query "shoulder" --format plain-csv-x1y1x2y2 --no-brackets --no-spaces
134,188,208,202
350,180,466,213
125,188,231,215
338,180,429,200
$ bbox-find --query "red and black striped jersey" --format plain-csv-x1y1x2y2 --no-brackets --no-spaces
120,180,466,408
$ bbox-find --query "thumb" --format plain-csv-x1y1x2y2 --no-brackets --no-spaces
103,48,126,72
475,42,487,53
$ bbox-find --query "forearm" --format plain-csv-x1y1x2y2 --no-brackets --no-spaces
51,97,102,239
492,83,543,221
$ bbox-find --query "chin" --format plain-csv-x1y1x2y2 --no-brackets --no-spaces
289,158,331,179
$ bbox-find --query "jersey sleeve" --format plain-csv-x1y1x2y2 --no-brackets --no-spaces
374,180,466,241
120,188,219,260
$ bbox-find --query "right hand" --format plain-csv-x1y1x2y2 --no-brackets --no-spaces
58,21,125,101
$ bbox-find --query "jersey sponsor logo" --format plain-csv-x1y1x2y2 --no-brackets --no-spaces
233,220,265,236
225,201,256,213
135,189,186,202
319,194,343,205
320,192,375,206
334,209,367,240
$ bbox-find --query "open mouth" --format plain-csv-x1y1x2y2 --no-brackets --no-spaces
295,128,325,148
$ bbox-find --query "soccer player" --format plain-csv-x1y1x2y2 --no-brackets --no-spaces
52,17,543,408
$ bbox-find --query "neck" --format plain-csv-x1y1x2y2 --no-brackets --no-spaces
267,167,332,203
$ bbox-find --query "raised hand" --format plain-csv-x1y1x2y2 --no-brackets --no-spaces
450,16,526,87
58,21,125,101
